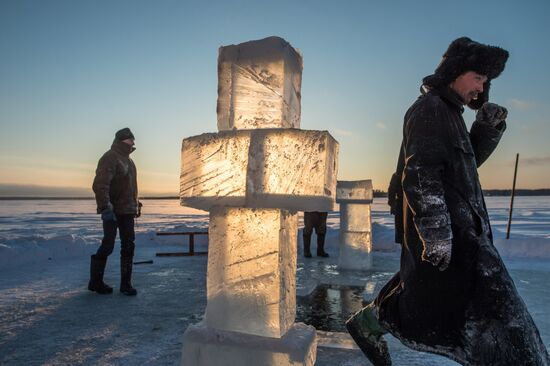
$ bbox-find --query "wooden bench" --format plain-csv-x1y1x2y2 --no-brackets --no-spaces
155,231,208,257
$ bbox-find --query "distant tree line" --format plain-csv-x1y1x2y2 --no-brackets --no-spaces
482,189,550,196
373,189,550,198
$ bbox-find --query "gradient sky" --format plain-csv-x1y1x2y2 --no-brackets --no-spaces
1,0,549,195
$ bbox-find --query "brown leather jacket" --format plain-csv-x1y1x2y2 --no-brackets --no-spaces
92,141,139,215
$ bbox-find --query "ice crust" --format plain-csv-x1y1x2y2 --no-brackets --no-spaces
336,179,373,204
182,322,317,366
217,36,303,131
180,129,338,211
205,207,297,338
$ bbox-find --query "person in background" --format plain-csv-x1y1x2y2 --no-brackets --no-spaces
89,127,141,296
303,211,329,258
346,37,550,365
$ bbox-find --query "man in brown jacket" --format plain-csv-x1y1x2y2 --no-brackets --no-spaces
89,127,141,296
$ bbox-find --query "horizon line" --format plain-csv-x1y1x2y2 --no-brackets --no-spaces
2,188,550,200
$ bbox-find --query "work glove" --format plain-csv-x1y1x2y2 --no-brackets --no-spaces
101,203,116,222
421,239,452,271
475,102,508,128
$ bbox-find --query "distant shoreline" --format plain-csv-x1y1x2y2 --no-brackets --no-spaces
372,189,550,197
2,189,550,200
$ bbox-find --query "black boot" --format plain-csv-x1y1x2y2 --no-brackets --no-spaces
120,256,137,296
317,234,329,257
303,233,312,258
346,303,392,365
88,255,113,294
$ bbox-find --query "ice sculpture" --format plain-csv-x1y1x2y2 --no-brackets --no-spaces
217,36,302,131
181,36,339,366
180,129,338,211
206,207,297,337
336,180,373,270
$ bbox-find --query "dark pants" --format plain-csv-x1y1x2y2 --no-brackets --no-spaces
303,211,328,255
303,211,328,236
95,214,135,259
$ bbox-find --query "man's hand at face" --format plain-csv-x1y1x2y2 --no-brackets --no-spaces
476,102,508,128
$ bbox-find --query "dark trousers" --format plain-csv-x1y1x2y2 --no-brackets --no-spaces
303,211,328,255
303,211,328,236
95,214,135,259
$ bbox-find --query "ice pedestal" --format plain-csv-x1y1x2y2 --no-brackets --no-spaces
206,207,297,338
182,322,317,366
340,202,372,233
217,36,303,131
180,129,338,212
338,227,373,270
336,180,373,270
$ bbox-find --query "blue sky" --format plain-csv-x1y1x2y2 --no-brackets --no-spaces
1,0,549,195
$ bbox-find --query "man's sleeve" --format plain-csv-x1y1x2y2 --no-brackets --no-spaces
92,155,116,214
469,121,506,167
402,103,453,245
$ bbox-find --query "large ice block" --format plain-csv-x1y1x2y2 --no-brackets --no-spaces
180,129,339,211
338,202,373,270
217,36,303,130
336,179,373,204
340,203,372,233
205,207,297,338
338,231,373,270
182,322,317,366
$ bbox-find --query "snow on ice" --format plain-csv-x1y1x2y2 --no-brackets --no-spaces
0,197,549,365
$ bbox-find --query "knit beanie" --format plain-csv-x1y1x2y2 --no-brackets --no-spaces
115,127,135,141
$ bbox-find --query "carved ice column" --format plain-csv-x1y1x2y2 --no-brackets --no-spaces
180,36,339,366
336,180,373,270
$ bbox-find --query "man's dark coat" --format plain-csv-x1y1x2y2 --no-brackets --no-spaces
92,141,139,215
379,87,550,365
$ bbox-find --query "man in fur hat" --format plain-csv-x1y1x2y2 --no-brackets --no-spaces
89,127,141,296
346,37,550,365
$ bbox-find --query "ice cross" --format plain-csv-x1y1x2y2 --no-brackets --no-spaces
180,36,339,366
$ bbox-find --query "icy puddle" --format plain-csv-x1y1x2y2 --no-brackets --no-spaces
296,284,366,332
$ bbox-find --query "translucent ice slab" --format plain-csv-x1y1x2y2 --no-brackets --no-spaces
180,129,338,211
338,231,373,270
340,203,372,233
217,36,303,131
205,207,297,338
182,322,317,366
335,179,373,204
338,200,373,271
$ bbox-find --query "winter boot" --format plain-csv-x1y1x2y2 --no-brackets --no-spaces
88,255,113,294
316,233,329,257
303,233,312,258
346,302,391,366
120,256,137,296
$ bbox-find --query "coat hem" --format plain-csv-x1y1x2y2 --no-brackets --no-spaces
380,321,471,366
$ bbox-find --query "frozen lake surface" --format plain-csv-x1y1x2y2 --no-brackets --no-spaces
0,197,549,365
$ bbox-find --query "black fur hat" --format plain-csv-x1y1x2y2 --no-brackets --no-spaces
423,37,509,109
